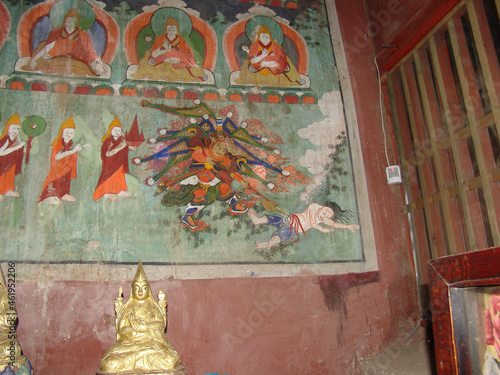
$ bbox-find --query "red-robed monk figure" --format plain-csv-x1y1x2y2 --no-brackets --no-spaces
39,117,87,205
150,17,199,70
238,25,303,87
0,114,25,201
133,17,206,82
29,8,104,76
93,118,136,201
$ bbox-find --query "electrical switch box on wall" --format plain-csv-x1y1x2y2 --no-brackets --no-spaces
386,165,402,185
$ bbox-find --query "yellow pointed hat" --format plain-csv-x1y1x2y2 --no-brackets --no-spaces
110,117,121,128
164,17,179,33
52,116,75,146
257,25,273,42
1,113,21,138
6,113,21,127
102,117,121,142
61,116,76,129
133,260,149,283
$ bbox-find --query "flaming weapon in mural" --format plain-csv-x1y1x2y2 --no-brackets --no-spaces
21,115,46,164
134,101,290,196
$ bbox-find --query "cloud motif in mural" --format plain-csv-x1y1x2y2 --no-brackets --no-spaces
86,0,106,9
300,149,327,175
143,0,201,18
43,0,106,9
298,91,347,201
235,4,289,25
298,91,346,173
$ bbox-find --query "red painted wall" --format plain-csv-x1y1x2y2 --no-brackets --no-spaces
367,0,461,72
11,1,421,373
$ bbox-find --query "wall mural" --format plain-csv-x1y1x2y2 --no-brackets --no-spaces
0,0,371,275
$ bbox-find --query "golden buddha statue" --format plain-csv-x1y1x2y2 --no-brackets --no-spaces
97,261,186,375
0,266,32,374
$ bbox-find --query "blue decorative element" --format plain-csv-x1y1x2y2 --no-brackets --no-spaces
17,361,32,375
32,16,53,52
0,366,16,375
88,22,106,56
143,111,282,184
0,360,32,375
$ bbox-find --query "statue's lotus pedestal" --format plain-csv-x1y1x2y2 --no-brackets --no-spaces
0,360,33,375
96,368,187,375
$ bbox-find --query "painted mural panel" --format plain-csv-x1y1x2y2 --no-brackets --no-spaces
0,0,373,275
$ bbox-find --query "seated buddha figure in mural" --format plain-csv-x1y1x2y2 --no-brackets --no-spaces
237,25,304,87
98,261,185,374
132,17,207,82
27,8,105,77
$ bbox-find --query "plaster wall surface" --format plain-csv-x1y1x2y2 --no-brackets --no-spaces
7,0,421,374
14,272,418,374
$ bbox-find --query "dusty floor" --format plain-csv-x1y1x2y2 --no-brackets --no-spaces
358,327,436,374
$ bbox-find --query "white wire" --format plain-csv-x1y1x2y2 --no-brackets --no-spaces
374,57,391,167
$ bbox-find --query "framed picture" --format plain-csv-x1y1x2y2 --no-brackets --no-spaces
428,246,500,374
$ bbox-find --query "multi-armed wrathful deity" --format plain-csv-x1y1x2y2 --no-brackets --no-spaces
0,265,32,375
97,261,186,374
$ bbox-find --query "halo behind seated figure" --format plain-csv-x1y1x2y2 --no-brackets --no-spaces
97,261,186,375
132,17,207,83
237,25,304,87
21,8,109,78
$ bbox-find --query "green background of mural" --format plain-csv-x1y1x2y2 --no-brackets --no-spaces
0,0,361,265
0,90,362,264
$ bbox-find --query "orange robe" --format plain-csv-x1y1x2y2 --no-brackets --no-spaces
0,136,23,194
35,26,99,66
150,34,197,68
248,40,289,75
93,135,129,200
39,139,78,202
183,136,245,204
